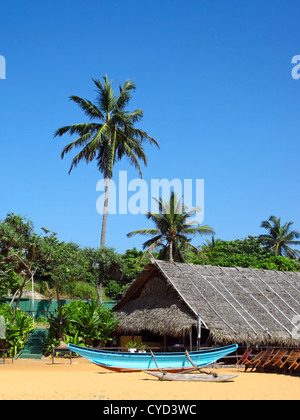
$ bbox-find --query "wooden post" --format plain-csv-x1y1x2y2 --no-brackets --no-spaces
197,315,201,350
189,328,193,351
163,334,167,352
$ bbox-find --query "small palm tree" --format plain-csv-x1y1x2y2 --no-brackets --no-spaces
203,236,222,249
127,192,215,262
54,75,159,248
258,215,300,258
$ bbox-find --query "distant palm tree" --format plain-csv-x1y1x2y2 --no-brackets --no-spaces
127,192,215,262
203,236,222,249
54,76,159,248
258,215,300,258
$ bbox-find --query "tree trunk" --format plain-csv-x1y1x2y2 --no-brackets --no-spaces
9,289,20,307
276,242,282,256
12,277,27,322
100,176,111,248
98,176,111,306
96,272,103,306
169,240,174,262
55,283,63,340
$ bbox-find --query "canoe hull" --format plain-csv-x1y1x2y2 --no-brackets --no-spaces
94,364,197,373
68,343,238,372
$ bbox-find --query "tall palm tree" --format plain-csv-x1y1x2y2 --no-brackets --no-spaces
258,215,300,258
127,192,215,262
54,75,159,248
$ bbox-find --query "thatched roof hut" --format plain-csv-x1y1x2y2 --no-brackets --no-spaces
114,260,300,347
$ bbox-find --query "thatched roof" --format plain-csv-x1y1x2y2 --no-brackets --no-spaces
114,260,300,346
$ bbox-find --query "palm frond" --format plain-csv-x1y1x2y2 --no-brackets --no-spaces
182,226,215,236
127,229,160,238
69,95,105,121
54,123,100,138
116,80,136,110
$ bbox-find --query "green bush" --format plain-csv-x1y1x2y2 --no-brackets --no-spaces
44,300,120,354
0,304,33,355
194,238,300,271
61,281,98,300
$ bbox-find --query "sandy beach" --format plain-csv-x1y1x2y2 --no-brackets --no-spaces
0,357,299,400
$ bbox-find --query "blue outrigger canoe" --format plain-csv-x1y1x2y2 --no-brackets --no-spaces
68,343,238,372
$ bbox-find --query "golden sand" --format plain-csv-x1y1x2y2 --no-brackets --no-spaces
0,357,299,400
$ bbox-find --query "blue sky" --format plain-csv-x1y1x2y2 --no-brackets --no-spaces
0,0,299,253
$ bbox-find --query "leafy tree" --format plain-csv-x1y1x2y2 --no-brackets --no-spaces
196,237,299,271
83,247,123,304
40,233,89,338
127,192,215,262
121,248,145,281
102,248,146,300
0,213,44,319
0,257,20,300
258,215,300,258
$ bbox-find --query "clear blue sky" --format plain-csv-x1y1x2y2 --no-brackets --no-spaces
0,0,299,253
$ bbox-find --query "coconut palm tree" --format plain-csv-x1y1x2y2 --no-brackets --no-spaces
202,236,222,250
54,75,159,248
258,215,300,258
127,192,215,262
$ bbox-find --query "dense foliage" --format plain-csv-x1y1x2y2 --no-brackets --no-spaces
0,213,299,315
0,304,33,354
186,237,300,271
44,300,120,352
0,213,146,308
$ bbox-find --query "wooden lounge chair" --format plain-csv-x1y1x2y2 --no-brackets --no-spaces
244,350,266,372
251,348,275,371
236,348,252,366
293,360,300,373
257,349,287,372
271,350,300,372
284,350,300,373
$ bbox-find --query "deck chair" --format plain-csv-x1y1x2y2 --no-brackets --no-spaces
293,360,300,372
284,350,300,372
251,349,275,372
244,350,266,372
259,350,287,372
236,348,252,366
272,350,300,372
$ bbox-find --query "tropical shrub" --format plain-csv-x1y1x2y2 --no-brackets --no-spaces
44,301,120,353
0,304,33,355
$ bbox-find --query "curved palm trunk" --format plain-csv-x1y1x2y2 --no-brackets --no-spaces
98,129,116,305
97,176,111,306
169,240,174,262
100,129,115,249
100,176,111,248
275,242,282,256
